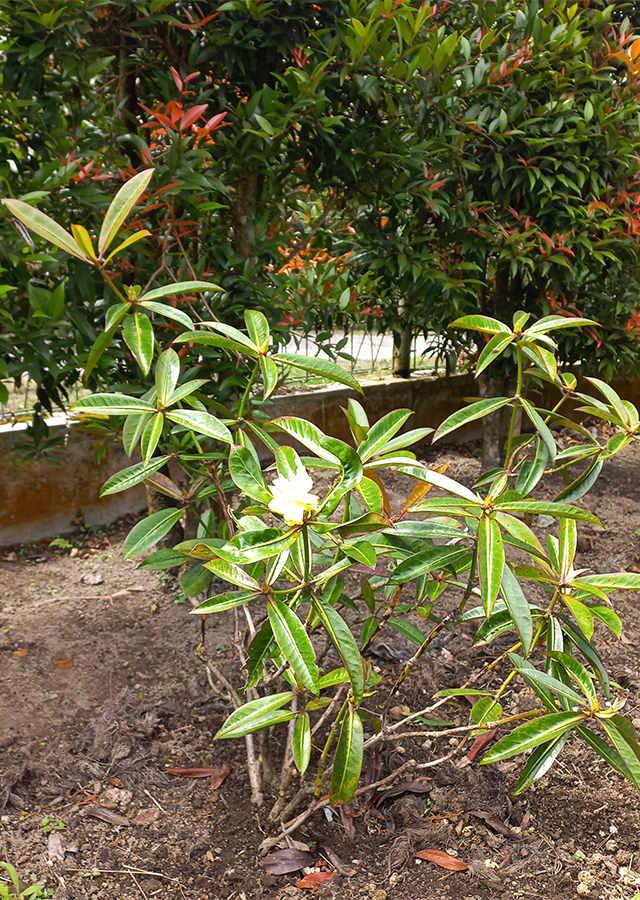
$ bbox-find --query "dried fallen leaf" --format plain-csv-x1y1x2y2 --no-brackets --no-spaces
295,872,337,891
166,763,231,790
259,848,314,875
373,779,432,805
339,804,355,840
47,832,65,862
415,849,467,871
132,809,160,827
466,728,498,763
87,807,130,827
54,656,74,669
2,552,18,562
471,810,512,836
12,648,29,657
620,631,636,645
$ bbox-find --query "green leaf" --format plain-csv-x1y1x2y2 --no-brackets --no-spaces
344,540,376,568
104,229,151,263
358,409,413,461
546,651,596,703
392,546,469,583
74,393,155,416
471,696,503,726
508,653,585,705
245,621,277,690
319,668,350,688
215,692,295,739
100,457,168,496
260,356,278,399
140,280,220,302
494,501,601,525
311,599,365,705
123,312,154,375
554,459,603,503
478,516,504,617
513,731,572,794
387,618,425,645
273,353,362,393
155,349,180,406
501,564,533,653
245,309,270,352
578,573,640,591
589,605,622,638
450,315,511,334
330,706,363,805
476,333,514,376
267,597,319,694
229,447,272,504
138,548,191,569
204,558,261,591
179,563,213,597
598,719,640,791
391,521,465,540
84,307,130,380
140,413,164,463
525,316,599,335
269,417,337,463
166,409,232,443
381,427,434,454
576,726,634,782
563,595,594,640
137,301,193,330
481,712,584,764
199,321,259,353
393,464,479,502
3,198,89,261
190,590,257,614
293,712,312,774
515,438,549,496
558,518,576,580
98,168,154,255
433,398,511,443
123,508,183,559
320,436,363,493
520,398,557,460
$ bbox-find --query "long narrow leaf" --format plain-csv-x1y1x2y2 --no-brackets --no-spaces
3,199,89,260
98,169,154,255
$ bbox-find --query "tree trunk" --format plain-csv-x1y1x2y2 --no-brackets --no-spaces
393,297,412,378
234,172,258,258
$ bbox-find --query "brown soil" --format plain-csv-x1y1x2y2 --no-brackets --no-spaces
2,445,640,900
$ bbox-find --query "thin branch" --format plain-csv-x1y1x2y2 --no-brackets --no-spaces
278,192,336,268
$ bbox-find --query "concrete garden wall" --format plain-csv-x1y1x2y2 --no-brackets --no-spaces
1,370,637,546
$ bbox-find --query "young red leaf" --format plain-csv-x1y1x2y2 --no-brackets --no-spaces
179,104,208,131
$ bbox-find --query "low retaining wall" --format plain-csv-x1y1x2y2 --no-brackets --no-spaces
1,370,637,546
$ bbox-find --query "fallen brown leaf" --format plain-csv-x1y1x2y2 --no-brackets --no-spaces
87,807,130,827
295,872,337,891
2,552,17,562
166,763,231,790
466,728,498,762
132,809,160,827
12,648,28,657
259,848,314,875
54,656,73,669
472,810,512,836
372,778,432,805
415,849,467,871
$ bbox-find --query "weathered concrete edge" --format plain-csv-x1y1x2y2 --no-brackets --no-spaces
1,370,637,546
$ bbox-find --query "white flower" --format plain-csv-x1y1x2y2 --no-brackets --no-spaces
268,468,319,526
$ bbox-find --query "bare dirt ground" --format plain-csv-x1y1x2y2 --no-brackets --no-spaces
1,444,640,900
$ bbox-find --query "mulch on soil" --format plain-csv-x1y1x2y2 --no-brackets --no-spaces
1,444,640,900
